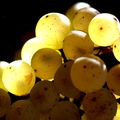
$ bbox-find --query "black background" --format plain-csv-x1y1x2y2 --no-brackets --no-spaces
1,0,120,62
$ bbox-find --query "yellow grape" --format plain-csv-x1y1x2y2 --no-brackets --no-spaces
31,48,62,80
35,12,72,49
107,64,120,96
0,88,11,118
88,13,120,46
112,37,120,62
54,60,83,98
6,99,37,120
72,7,100,33
30,80,59,113
70,56,107,93
65,2,90,22
21,37,50,64
0,61,9,91
82,88,117,120
63,30,94,60
2,60,36,96
49,101,81,120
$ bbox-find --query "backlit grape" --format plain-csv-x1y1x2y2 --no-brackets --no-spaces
2,60,36,96
35,12,71,49
88,13,120,46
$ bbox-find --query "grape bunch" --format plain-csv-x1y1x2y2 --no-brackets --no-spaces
1,1,120,120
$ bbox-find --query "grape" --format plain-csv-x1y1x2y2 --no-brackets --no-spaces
112,37,120,62
29,80,59,113
31,48,62,80
6,99,37,120
38,112,50,120
54,60,83,98
0,61,9,91
82,88,117,120
2,60,36,96
65,2,90,22
35,12,71,49
72,7,100,33
114,103,120,119
63,30,94,60
0,88,11,118
49,101,81,120
70,56,107,93
81,114,89,120
107,64,120,96
88,13,120,46
21,37,50,64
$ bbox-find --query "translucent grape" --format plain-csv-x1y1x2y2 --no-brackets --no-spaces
72,7,100,33
88,13,120,46
112,37,120,62
2,60,36,96
65,2,90,22
63,30,94,60
31,48,62,80
70,56,107,93
30,80,59,113
49,101,81,120
0,61,9,91
54,60,83,98
21,37,50,64
35,12,72,49
82,88,117,120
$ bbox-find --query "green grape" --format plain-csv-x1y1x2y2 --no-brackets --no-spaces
2,60,36,96
0,61,9,91
6,99,37,120
107,64,120,96
63,30,94,60
82,88,117,120
21,37,50,64
81,114,89,120
88,13,120,46
54,60,83,98
0,88,11,118
70,56,107,93
31,48,62,80
113,103,120,120
49,101,81,120
112,37,120,62
30,80,59,113
35,12,72,49
72,7,100,33
65,2,90,22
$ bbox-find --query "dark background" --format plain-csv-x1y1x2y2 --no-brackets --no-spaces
1,0,120,62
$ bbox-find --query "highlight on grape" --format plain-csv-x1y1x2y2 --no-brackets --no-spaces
1,1,120,120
